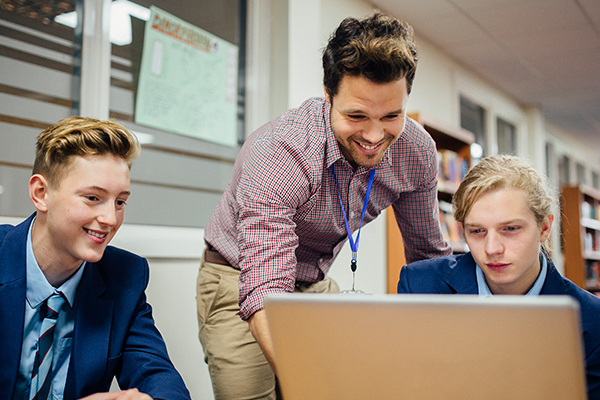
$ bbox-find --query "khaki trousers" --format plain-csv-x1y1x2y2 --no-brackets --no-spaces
196,257,339,400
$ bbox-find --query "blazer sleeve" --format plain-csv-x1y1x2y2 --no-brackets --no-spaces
115,256,191,400
585,342,600,399
397,265,412,293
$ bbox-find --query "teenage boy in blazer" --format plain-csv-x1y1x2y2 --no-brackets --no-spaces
398,155,600,398
0,117,190,400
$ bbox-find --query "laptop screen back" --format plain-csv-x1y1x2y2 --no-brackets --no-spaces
265,294,586,400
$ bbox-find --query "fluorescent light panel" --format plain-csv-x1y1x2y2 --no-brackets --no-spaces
54,0,150,46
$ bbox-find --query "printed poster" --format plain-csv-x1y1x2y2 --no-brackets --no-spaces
135,6,239,147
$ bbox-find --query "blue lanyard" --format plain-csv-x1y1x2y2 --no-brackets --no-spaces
330,165,376,273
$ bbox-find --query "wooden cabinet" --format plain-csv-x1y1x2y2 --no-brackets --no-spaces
386,112,475,293
561,185,600,292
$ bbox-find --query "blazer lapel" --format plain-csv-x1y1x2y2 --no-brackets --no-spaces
66,262,114,398
0,216,32,399
447,252,479,294
540,254,568,295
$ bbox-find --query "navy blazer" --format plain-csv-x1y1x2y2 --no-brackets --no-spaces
0,215,191,400
398,251,600,399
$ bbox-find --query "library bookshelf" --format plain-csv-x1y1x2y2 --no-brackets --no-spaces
386,112,475,293
561,185,600,293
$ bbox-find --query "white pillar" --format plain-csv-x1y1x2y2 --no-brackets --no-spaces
288,0,323,108
79,0,111,119
524,105,546,174
245,0,273,137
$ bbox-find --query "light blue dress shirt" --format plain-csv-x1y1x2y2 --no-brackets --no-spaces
476,251,548,296
13,219,86,400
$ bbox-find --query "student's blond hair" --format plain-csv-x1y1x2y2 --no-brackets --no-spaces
33,117,140,188
453,154,554,231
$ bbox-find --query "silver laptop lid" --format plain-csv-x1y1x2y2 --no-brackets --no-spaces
265,293,586,400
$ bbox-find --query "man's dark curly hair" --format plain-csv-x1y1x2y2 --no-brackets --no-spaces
323,12,418,99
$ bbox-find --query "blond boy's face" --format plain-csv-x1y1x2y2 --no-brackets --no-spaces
463,188,552,295
36,153,130,270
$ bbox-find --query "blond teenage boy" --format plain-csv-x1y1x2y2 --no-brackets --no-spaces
398,155,600,398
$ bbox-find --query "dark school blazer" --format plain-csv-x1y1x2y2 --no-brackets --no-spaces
398,250,600,399
0,214,191,400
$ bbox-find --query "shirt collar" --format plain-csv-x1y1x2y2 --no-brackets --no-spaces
324,100,344,169
26,217,86,309
476,251,548,296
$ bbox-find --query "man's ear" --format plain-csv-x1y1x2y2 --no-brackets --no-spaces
324,85,331,104
29,174,49,213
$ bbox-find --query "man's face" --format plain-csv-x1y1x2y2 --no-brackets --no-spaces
326,75,408,169
463,188,552,295
35,154,130,270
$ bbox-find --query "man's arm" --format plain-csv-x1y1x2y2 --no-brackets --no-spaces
248,310,278,375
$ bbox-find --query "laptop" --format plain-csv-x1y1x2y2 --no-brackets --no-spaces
264,293,587,400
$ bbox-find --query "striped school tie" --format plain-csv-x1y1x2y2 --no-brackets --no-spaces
29,293,65,400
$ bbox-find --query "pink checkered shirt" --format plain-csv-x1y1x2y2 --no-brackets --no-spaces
205,97,451,320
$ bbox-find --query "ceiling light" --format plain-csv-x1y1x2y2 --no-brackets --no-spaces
54,0,150,46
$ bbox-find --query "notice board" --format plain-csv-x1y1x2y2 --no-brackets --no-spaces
135,6,239,147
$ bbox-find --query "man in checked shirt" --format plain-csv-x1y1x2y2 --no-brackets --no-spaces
196,12,452,399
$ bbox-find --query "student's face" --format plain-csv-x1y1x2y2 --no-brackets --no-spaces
326,75,408,169
35,154,130,270
463,188,552,295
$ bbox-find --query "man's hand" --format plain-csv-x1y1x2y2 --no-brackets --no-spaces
248,309,278,375
79,389,153,400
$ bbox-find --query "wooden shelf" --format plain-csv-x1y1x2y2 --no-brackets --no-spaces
407,112,475,152
450,242,470,253
386,112,474,293
581,217,600,231
561,185,600,292
583,251,600,261
438,180,459,195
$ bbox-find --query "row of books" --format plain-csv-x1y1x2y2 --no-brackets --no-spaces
586,260,600,290
585,231,598,252
437,149,469,189
439,200,463,246
581,201,600,221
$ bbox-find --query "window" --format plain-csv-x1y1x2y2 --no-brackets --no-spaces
558,155,571,188
104,0,247,227
0,1,79,216
0,0,247,227
460,95,486,161
108,0,246,144
577,163,587,185
497,117,516,155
